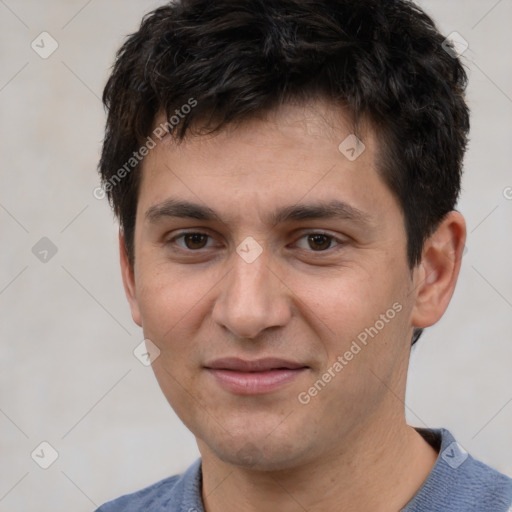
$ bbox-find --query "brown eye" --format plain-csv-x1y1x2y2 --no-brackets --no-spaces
183,233,209,250
307,233,333,251
293,231,344,254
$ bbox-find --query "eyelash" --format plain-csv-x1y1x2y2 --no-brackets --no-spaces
167,231,345,254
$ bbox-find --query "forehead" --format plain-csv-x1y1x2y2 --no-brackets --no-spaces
152,99,364,151
136,100,400,229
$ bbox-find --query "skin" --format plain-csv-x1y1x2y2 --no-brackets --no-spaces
120,100,466,512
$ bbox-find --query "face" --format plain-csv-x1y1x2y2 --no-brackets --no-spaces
122,100,421,471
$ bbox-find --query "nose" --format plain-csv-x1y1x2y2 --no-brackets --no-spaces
211,245,291,340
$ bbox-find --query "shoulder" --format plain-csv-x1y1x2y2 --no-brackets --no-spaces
456,455,512,506
404,428,512,512
95,475,180,511
94,458,203,512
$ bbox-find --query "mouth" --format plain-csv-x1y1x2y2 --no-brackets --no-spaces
204,357,309,395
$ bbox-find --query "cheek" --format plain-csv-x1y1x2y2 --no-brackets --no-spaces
136,267,211,421
137,255,209,319
297,267,410,388
136,265,203,350
296,268,397,335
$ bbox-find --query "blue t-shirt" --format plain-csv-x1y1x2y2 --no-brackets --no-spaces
96,428,512,511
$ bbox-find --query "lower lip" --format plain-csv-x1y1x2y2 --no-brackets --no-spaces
206,368,307,395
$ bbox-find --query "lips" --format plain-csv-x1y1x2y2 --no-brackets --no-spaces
204,357,308,395
204,357,307,372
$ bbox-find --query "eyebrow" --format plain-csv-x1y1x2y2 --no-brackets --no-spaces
145,198,372,227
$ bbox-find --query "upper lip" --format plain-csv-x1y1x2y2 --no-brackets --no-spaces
204,357,308,372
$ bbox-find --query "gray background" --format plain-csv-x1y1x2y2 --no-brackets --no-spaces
1,0,511,510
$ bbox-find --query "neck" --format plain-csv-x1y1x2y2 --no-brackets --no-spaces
199,415,438,512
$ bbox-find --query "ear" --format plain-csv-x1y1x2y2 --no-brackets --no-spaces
119,231,142,327
410,211,466,329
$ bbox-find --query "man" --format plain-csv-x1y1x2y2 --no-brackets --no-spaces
95,0,512,510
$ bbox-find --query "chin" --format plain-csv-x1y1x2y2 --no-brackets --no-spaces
204,433,311,472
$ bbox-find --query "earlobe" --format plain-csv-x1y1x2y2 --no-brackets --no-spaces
410,211,466,329
119,231,142,327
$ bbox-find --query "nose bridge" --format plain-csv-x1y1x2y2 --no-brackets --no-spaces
232,249,270,300
213,245,289,339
